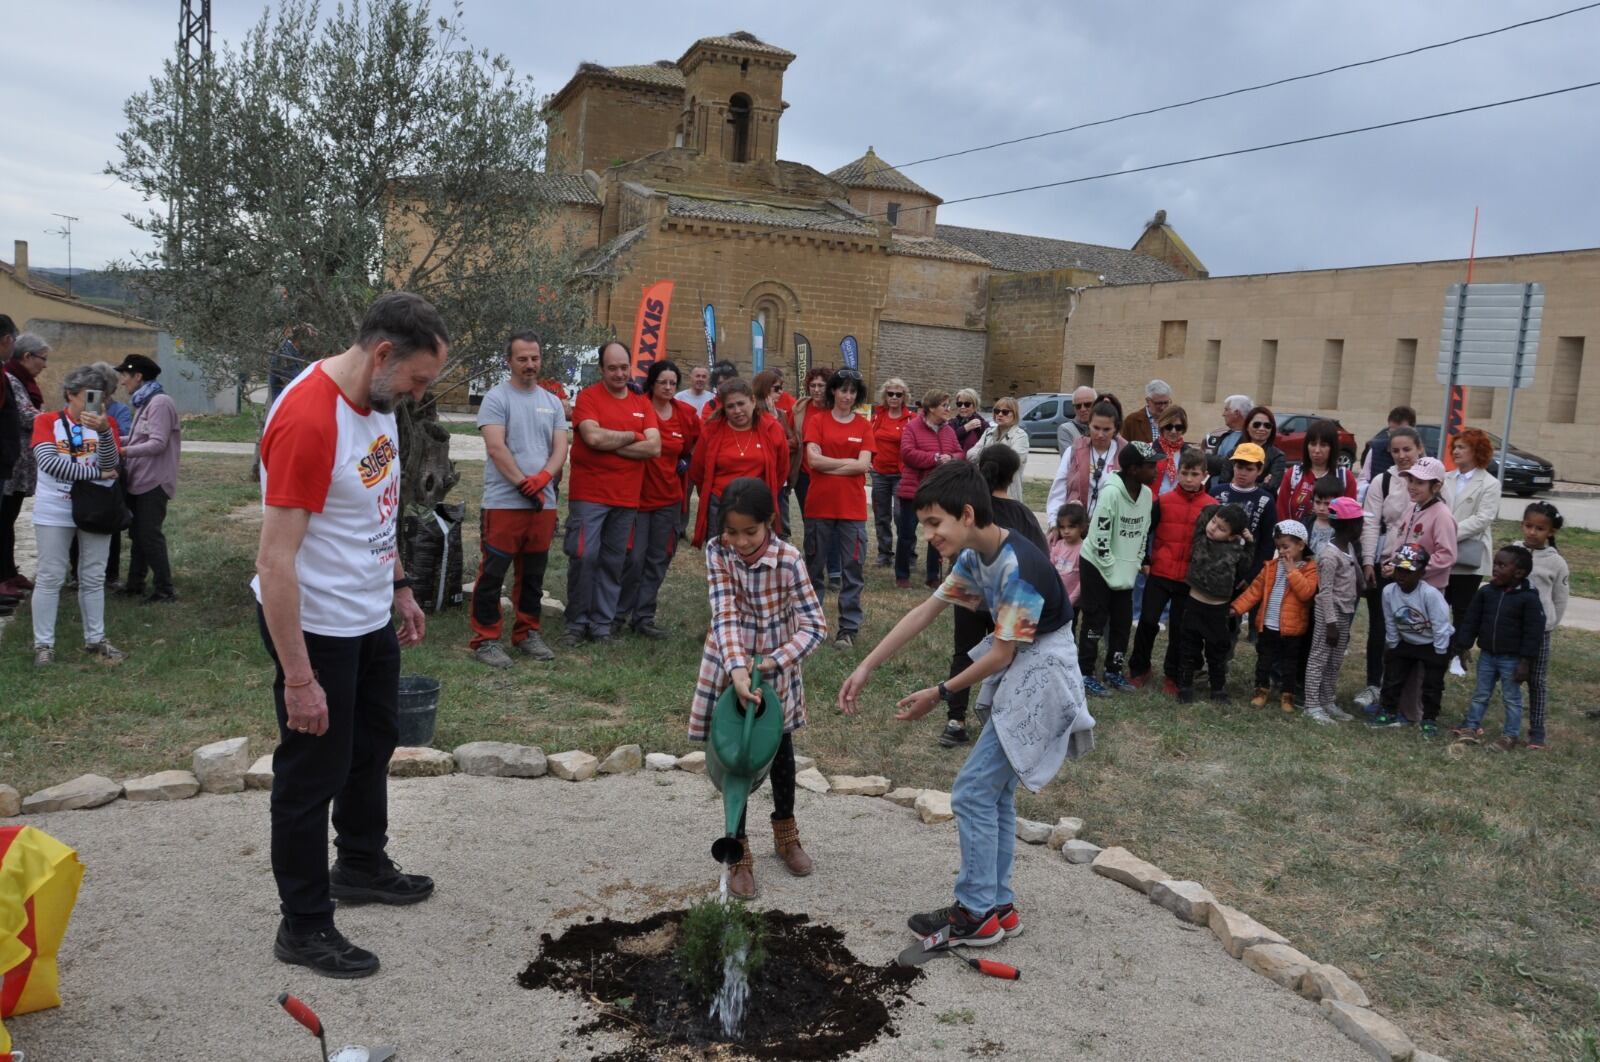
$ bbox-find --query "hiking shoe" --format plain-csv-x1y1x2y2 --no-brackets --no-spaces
556,630,584,649
273,921,379,979
895,578,912,589
143,591,178,605
1208,689,1233,706
1106,672,1137,694
1488,735,1519,752
1161,677,1180,697
632,621,667,640
993,903,1024,938
1353,685,1380,709
1177,687,1197,705
33,645,54,668
1304,707,1335,726
1280,692,1297,715
118,583,147,598
591,633,614,647
1128,670,1153,690
473,643,515,670
1250,687,1270,708
1082,675,1112,698
1420,721,1439,738
329,858,434,906
938,720,969,747
1450,722,1484,739
83,641,128,665
906,904,1004,947
834,632,856,649
515,632,555,660
1326,703,1355,722
1366,713,1407,729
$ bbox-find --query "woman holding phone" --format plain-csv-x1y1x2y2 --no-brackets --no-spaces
29,365,126,666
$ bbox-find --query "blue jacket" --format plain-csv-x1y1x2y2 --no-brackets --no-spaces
1452,580,1545,661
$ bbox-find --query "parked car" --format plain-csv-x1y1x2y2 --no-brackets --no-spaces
1273,413,1359,468
1018,393,1074,451
1415,424,1555,496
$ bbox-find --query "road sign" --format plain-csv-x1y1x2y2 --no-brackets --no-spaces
1435,282,1542,389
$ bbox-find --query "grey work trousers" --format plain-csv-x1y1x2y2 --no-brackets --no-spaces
563,500,636,638
870,472,899,564
803,516,866,635
618,504,679,630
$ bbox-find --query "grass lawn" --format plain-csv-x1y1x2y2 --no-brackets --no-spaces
180,410,263,443
3,452,1598,1060
1494,518,1600,598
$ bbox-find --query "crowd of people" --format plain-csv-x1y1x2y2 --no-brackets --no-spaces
0,314,182,665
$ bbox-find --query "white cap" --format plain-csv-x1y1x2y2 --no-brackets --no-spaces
1275,519,1309,542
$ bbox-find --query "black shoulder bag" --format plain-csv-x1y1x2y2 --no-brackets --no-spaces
63,413,131,534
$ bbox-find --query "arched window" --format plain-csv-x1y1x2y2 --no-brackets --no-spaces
728,93,752,163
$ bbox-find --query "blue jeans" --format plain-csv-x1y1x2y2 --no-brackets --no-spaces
951,721,1020,915
1464,652,1525,738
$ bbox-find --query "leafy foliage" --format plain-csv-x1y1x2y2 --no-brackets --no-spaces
677,899,768,1001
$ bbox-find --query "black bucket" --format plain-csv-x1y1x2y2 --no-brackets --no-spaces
396,674,441,747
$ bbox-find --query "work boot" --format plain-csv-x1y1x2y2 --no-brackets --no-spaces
1250,687,1270,708
515,631,555,661
772,817,814,877
1280,692,1297,714
473,643,515,669
727,844,757,899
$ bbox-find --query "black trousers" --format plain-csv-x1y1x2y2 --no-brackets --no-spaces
1254,629,1309,697
0,490,23,580
1077,564,1132,676
1178,599,1231,694
126,488,174,595
258,607,400,932
1380,642,1448,721
736,732,796,836
1445,574,1482,653
1363,574,1392,687
947,603,992,722
1128,575,1188,680
894,499,940,583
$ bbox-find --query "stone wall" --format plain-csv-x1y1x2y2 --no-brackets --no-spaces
548,79,684,175
877,323,987,403
984,267,1100,400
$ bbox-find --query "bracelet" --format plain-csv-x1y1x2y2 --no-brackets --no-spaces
284,675,315,689
937,681,952,702
394,577,414,592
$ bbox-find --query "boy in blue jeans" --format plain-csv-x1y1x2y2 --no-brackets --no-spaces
840,461,1096,948
1450,544,1545,751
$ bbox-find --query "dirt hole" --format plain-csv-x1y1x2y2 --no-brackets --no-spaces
518,908,921,1060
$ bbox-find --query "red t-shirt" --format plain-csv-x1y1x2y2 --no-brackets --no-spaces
639,399,698,510
774,392,797,419
568,383,659,507
707,425,771,498
870,408,909,474
803,411,874,520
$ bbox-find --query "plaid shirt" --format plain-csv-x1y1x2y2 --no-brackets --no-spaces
689,533,827,740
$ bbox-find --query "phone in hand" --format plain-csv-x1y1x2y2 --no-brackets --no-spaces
84,389,104,414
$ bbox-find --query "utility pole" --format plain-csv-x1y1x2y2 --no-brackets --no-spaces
48,213,80,296
169,0,213,264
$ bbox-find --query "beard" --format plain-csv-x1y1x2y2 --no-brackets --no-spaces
368,361,403,413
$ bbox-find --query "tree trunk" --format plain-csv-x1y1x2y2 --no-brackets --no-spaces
396,399,459,511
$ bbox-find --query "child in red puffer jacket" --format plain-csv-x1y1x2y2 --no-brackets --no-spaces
1127,449,1214,694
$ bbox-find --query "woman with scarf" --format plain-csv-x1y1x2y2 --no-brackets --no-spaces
1149,404,1194,497
689,377,789,548
1,334,48,597
115,356,181,602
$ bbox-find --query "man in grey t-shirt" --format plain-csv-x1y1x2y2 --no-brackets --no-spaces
470,331,569,667
675,364,714,416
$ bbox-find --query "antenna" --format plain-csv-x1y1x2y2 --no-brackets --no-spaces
48,213,80,296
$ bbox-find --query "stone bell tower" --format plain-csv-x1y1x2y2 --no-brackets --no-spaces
677,32,794,165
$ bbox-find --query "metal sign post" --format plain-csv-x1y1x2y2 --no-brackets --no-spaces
1496,284,1537,479
1436,282,1542,473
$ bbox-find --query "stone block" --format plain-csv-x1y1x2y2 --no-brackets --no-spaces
193,737,250,794
1090,847,1168,895
389,748,455,778
453,741,547,778
915,790,954,824
598,745,643,774
645,752,678,771
795,768,831,794
884,787,925,808
827,775,889,796
792,754,816,772
1298,963,1371,1008
123,770,201,802
245,754,274,790
1015,818,1052,844
1242,942,1317,989
1319,1001,1416,1061
1148,880,1217,925
1208,903,1290,960
676,751,707,774
0,784,20,817
547,750,599,781
1062,839,1102,864
23,774,122,813
1047,816,1085,849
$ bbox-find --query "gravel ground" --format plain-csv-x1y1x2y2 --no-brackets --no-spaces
8,771,1370,1061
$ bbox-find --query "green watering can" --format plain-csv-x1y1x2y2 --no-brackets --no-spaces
705,658,786,865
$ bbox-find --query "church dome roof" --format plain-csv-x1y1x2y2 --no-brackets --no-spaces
827,147,939,201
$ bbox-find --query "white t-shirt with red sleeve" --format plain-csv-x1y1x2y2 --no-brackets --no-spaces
249,363,400,638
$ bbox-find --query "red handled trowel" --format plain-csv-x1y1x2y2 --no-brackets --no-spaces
278,992,398,1062
895,927,1021,980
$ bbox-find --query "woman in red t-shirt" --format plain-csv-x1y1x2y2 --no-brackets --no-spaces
620,360,699,637
690,378,789,547
868,377,910,567
803,369,875,645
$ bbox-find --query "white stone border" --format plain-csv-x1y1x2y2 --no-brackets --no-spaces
4,741,1448,1062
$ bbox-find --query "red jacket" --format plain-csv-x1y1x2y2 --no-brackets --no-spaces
1276,464,1356,522
896,415,963,500
690,413,789,547
1147,484,1217,582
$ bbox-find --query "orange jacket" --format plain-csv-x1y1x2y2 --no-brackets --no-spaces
1231,556,1319,636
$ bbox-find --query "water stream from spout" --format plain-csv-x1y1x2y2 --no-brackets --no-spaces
707,937,751,1039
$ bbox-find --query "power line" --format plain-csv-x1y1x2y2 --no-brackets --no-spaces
883,1,1600,173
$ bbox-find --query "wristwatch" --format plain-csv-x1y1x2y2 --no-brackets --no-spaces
937,681,952,702
393,577,415,592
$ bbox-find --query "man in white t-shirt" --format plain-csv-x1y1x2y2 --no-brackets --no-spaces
675,364,714,415
253,292,448,979
470,331,568,668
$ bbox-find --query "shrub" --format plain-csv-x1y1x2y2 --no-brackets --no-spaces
676,899,767,1000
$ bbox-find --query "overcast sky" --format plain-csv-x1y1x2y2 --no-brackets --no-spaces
6,0,1598,275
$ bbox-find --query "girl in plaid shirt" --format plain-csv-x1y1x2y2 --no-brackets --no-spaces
690,477,828,899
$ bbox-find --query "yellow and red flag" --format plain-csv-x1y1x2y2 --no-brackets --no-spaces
1,825,85,1051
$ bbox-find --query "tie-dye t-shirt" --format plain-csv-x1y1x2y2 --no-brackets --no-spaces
935,532,1070,642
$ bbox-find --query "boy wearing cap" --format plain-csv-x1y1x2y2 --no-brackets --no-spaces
1303,497,1367,724
115,353,181,603
1369,544,1454,734
1210,441,1278,580
1388,457,1456,590
1078,441,1158,696
1231,519,1318,713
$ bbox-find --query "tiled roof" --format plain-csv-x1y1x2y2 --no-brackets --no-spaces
577,226,648,277
890,235,989,265
689,32,795,59
935,224,1188,285
583,61,686,90
530,173,601,206
666,195,876,236
828,147,938,200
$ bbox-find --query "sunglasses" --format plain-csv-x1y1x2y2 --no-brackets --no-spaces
884,390,904,397
956,401,975,408
1250,420,1273,429
996,408,1016,416
1162,423,1187,433
1073,401,1095,409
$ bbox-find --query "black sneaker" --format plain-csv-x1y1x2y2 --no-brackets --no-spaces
938,720,968,748
632,622,667,640
906,904,1004,947
329,858,434,906
273,921,379,979
1208,689,1232,706
1366,713,1408,729
1177,687,1197,705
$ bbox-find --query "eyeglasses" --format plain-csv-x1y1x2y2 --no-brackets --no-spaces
1249,420,1272,429
1073,401,1095,410
1162,423,1187,433
884,390,904,398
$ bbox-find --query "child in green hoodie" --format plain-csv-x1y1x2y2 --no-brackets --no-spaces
1078,441,1158,696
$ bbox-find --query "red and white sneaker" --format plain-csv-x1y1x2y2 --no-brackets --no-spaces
906,904,1005,947
993,903,1024,938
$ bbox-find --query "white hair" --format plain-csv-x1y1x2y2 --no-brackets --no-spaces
1145,379,1173,399
1223,394,1254,415
1071,385,1097,400
955,387,981,407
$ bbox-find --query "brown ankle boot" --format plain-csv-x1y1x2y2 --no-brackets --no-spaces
727,844,757,899
772,817,814,877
